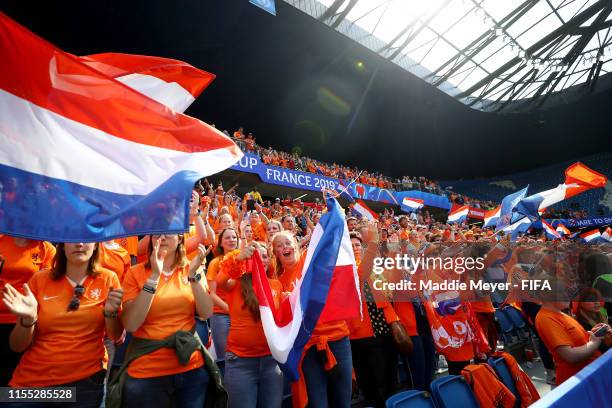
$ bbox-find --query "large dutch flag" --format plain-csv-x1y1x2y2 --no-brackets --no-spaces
0,13,241,242
447,204,469,224
514,163,607,221
401,197,424,213
483,206,501,228
251,197,360,381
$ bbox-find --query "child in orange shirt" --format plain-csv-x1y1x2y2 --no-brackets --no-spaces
3,242,123,408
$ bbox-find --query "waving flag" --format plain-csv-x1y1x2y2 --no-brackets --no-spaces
401,197,424,213
556,223,570,236
78,53,215,113
515,163,607,221
447,204,469,224
580,229,602,243
483,206,501,228
0,13,241,242
252,197,359,381
496,186,529,231
542,220,561,240
352,200,378,221
602,227,611,242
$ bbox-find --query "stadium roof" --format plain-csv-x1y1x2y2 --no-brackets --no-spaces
284,0,612,113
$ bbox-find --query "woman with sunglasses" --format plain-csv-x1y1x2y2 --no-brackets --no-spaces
2,242,123,407
120,234,214,407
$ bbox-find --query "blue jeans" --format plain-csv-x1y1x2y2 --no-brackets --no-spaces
301,336,352,408
123,367,209,408
224,352,284,408
0,370,105,408
405,335,436,391
210,313,230,363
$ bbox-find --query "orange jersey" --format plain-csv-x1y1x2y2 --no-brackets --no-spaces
10,268,119,387
122,264,204,378
0,237,56,324
116,236,138,257
535,308,601,385
394,301,418,337
226,277,282,357
206,257,230,315
99,242,131,283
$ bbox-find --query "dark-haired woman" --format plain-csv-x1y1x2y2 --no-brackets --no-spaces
206,228,238,370
120,234,214,407
3,242,123,407
217,242,284,408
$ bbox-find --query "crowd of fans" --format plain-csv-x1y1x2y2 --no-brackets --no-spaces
1,175,611,408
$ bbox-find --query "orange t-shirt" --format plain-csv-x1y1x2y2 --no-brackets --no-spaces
535,308,601,385
225,276,282,357
279,251,349,341
0,237,56,324
99,241,131,283
116,236,138,257
122,264,204,378
10,268,119,387
394,301,418,337
206,257,230,315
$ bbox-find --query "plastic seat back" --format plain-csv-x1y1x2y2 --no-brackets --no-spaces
495,308,514,333
503,306,527,329
488,357,520,403
430,375,479,408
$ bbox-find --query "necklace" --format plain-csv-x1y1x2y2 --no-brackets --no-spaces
161,269,174,281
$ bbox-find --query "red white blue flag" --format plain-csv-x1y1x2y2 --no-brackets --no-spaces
580,229,602,243
447,204,469,224
483,206,501,228
542,220,561,240
352,200,379,221
401,197,424,213
0,13,241,242
251,197,360,381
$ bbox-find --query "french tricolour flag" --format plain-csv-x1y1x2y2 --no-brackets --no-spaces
556,223,570,236
0,13,241,242
251,197,360,381
515,163,607,221
483,206,501,228
447,204,469,224
401,197,424,213
542,220,561,240
352,200,378,221
580,229,602,243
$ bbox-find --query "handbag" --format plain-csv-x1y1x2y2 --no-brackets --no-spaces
389,320,413,355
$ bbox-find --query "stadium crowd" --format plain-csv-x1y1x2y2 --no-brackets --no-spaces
1,175,611,408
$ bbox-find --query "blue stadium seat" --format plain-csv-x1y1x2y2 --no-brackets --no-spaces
494,308,515,344
430,375,479,408
386,390,437,408
488,357,521,406
503,306,526,329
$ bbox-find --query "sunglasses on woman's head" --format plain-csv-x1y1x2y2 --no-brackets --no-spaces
68,285,85,311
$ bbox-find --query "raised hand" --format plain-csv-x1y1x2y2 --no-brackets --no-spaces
3,283,37,322
189,244,212,276
104,287,124,313
150,236,167,279
237,244,255,261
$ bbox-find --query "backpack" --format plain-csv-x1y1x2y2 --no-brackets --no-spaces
462,363,516,408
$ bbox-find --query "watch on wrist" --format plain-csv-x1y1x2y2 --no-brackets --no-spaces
103,310,119,319
188,273,202,283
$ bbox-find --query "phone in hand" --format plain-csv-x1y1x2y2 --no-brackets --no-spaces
594,325,609,337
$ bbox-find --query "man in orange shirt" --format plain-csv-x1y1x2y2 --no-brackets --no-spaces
0,235,55,385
